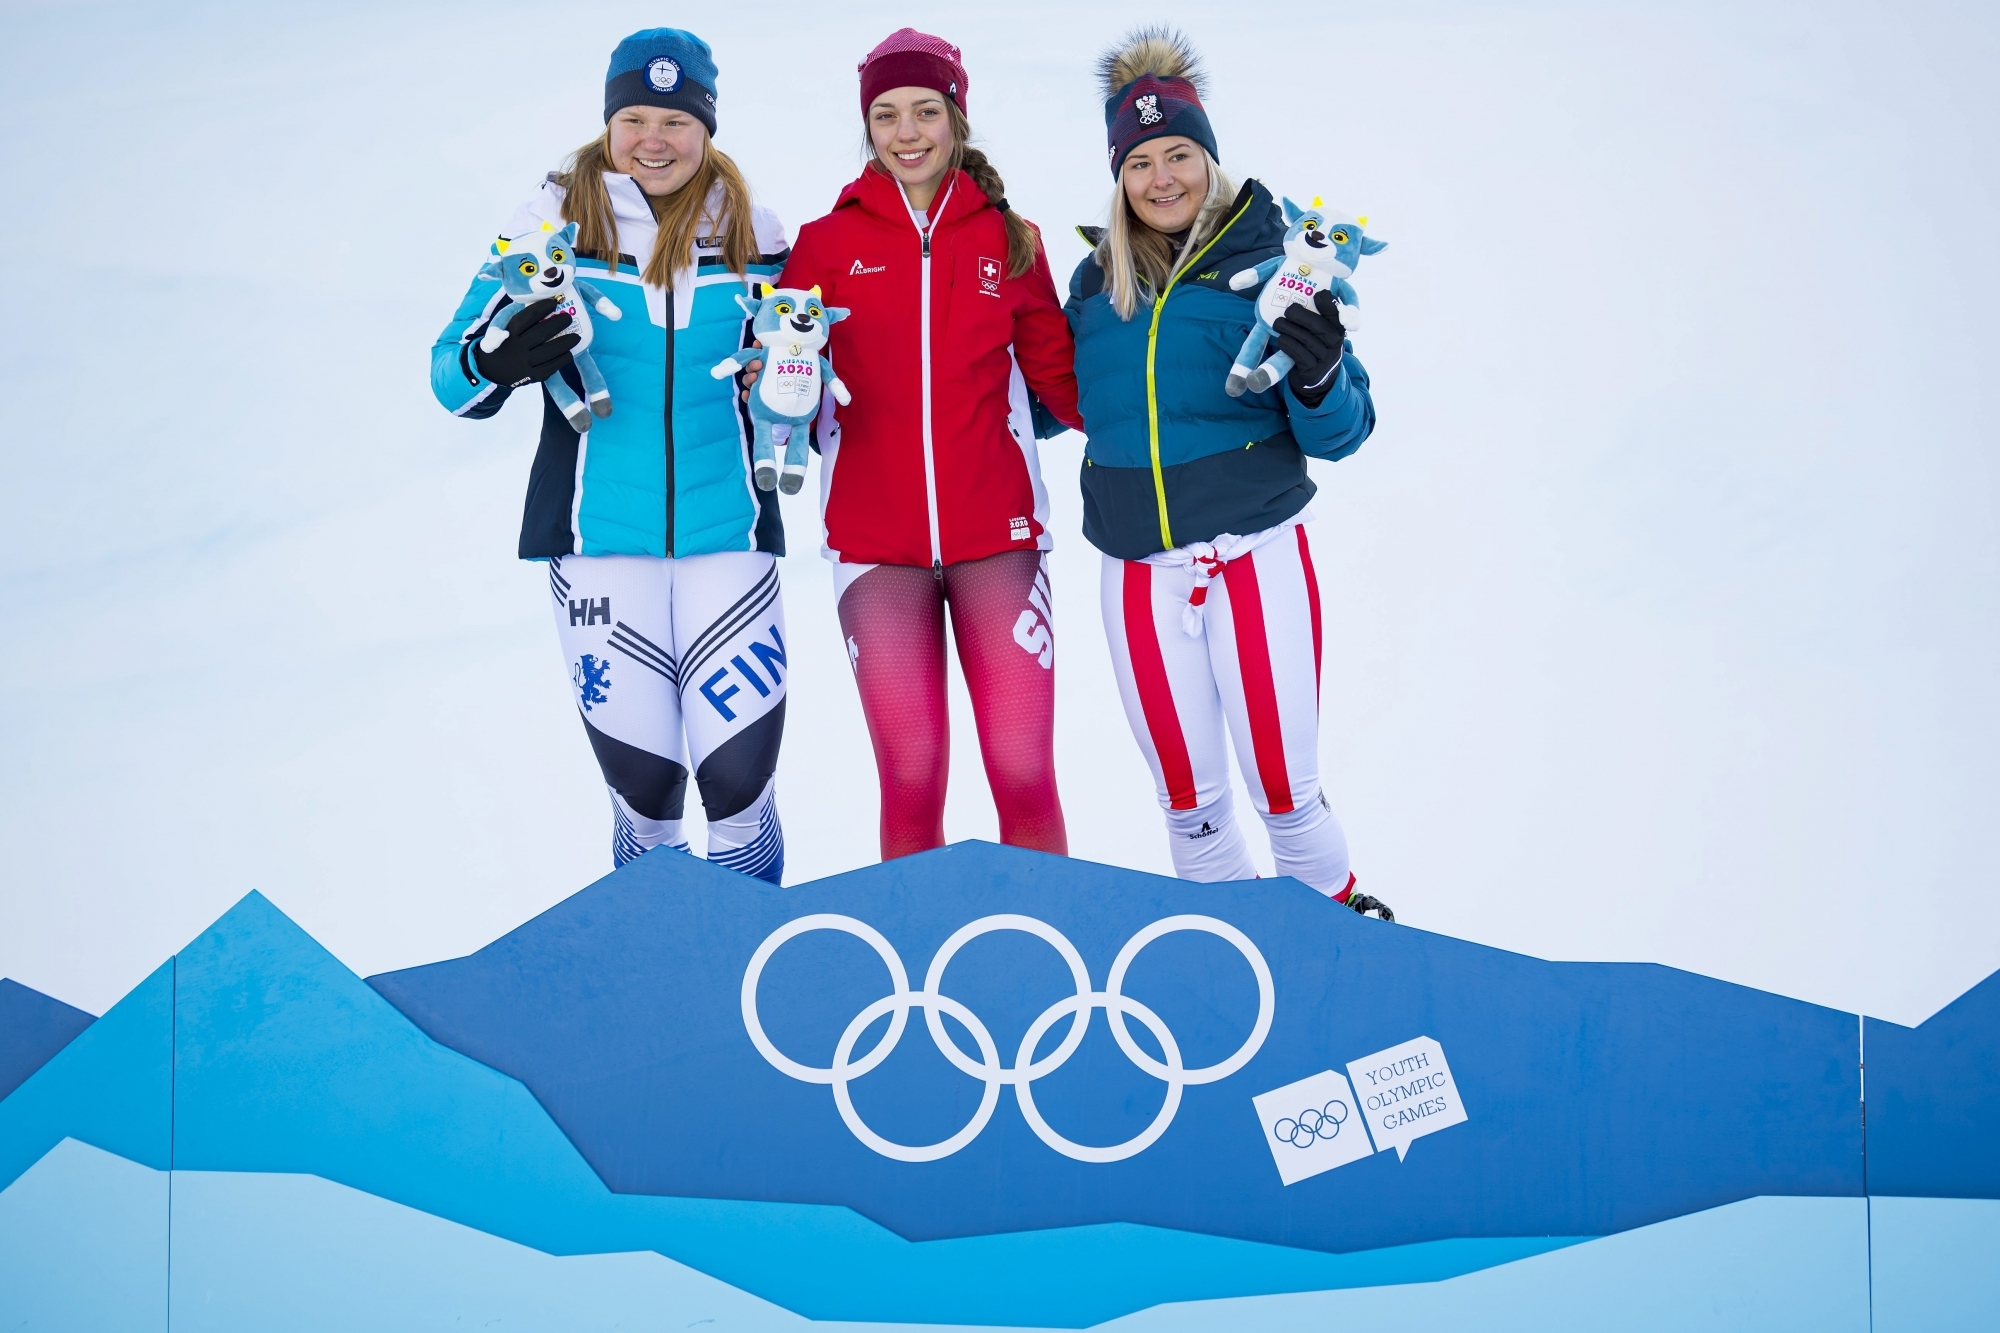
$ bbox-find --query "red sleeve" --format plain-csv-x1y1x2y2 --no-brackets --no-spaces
777,219,822,294
1010,233,1083,432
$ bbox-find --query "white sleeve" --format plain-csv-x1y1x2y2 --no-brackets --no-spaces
751,203,789,257
500,180,567,237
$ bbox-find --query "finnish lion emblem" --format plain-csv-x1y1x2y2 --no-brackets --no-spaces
572,654,613,711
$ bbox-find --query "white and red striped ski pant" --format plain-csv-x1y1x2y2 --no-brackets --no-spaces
1100,524,1353,897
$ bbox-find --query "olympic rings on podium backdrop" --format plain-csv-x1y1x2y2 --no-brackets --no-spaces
739,913,1275,1163
1273,1099,1350,1148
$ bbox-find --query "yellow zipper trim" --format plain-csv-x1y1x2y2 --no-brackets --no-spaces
1144,194,1259,550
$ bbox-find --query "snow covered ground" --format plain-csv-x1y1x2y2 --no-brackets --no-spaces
1,0,1994,1025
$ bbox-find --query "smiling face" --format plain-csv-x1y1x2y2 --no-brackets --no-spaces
738,285,850,355
1284,210,1335,271
1120,135,1208,236
749,287,840,350
1315,218,1360,277
607,105,706,197
867,86,956,210
487,223,581,301
1280,201,1375,279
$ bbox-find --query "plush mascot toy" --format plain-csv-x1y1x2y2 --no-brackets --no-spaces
1225,198,1386,397
710,284,850,494
478,220,622,432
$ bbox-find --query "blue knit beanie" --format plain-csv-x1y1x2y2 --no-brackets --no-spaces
604,28,718,134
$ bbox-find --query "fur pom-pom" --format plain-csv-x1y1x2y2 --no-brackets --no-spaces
1094,25,1208,101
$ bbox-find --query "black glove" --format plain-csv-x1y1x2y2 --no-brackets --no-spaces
1271,289,1348,408
471,297,578,387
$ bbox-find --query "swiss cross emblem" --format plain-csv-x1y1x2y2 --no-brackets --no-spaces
978,255,1002,296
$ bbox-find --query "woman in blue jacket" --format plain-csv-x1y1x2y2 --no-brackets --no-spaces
1069,28,1391,918
430,30,793,882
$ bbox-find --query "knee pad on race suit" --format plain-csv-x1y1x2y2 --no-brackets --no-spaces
694,701,786,821
581,714,690,822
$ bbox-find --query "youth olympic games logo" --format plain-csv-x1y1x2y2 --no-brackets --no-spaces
741,913,1274,1163
1272,1097,1350,1148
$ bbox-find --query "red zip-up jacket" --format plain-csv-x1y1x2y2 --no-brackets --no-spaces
780,166,1083,569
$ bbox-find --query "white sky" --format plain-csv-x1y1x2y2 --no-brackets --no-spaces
1,0,1994,1025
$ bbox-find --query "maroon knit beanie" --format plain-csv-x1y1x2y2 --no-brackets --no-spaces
858,28,968,114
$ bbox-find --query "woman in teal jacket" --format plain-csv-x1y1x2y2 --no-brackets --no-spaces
1068,28,1391,918
430,29,794,882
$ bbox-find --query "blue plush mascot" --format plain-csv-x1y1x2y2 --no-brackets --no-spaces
711,284,851,494
478,220,623,431
1225,198,1386,397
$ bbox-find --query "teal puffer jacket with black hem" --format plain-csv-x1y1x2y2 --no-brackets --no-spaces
431,175,789,561
1065,179,1374,561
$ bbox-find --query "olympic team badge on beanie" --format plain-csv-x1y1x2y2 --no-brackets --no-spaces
1096,26,1219,177
858,27,969,114
605,28,719,135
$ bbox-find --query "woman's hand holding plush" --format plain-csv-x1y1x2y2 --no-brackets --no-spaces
1270,289,1347,407
473,297,579,387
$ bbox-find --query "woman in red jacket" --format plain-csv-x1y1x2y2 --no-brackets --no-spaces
779,28,1084,860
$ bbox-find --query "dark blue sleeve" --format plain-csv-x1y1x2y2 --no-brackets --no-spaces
1281,347,1373,462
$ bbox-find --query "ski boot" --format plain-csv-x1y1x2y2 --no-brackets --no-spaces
1334,874,1395,922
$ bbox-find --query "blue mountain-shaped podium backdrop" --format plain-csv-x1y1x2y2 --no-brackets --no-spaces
1,841,1996,1330
0,979,94,1103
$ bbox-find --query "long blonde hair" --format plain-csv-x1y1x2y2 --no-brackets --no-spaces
1097,148,1237,320
860,100,1042,278
553,129,758,289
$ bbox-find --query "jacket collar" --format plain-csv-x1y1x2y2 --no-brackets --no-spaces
600,174,729,233
1192,179,1282,269
602,173,659,230
834,163,988,231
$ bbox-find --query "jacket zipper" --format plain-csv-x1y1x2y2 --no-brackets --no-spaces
1144,193,1259,551
911,178,956,575
662,301,675,557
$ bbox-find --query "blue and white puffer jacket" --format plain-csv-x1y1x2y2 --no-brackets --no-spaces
432,175,789,560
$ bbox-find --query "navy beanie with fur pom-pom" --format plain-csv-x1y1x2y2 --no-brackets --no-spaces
1098,26,1217,177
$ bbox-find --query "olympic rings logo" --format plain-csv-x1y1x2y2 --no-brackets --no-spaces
1272,1099,1350,1148
741,913,1274,1164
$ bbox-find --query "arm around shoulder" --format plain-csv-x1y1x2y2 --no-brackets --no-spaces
774,215,819,291
1011,243,1084,433
750,203,791,268
1064,251,1103,332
